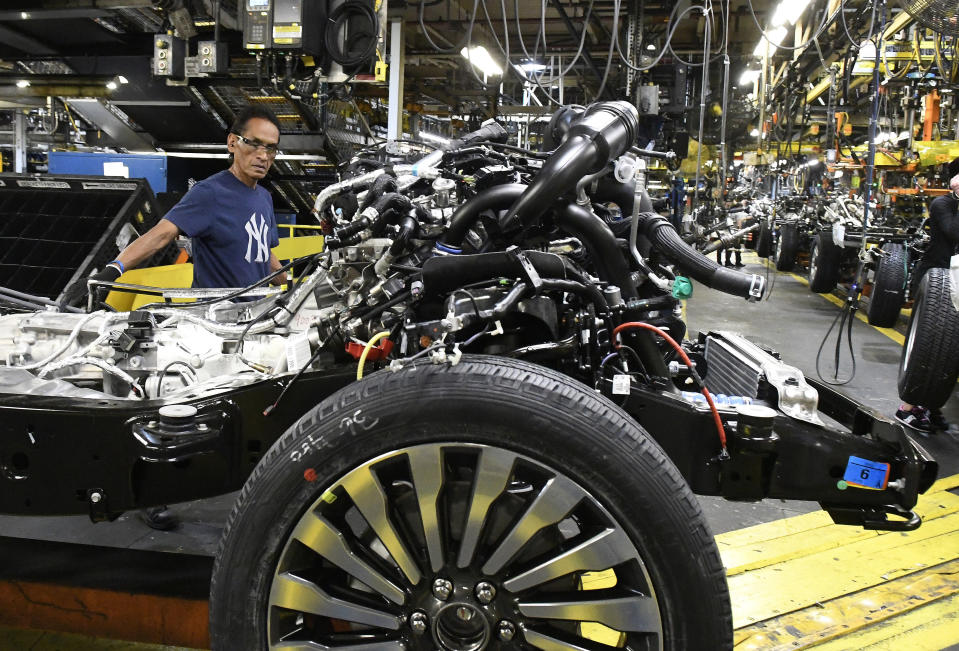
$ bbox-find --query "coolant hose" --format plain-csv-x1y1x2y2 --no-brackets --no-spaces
359,174,398,213
388,216,419,256
503,101,639,228
636,212,765,300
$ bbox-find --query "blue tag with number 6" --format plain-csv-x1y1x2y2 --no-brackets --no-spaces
843,456,890,490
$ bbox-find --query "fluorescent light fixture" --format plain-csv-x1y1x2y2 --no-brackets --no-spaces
420,131,450,146
753,26,788,57
739,69,760,86
750,128,760,137
16,80,30,88
460,45,503,77
117,75,129,84
772,0,812,27
106,81,118,90
517,61,547,72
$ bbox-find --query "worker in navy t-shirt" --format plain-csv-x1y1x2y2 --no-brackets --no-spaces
63,104,285,306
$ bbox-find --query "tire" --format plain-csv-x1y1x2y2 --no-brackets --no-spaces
210,356,733,651
898,268,959,409
866,243,907,327
755,220,772,258
808,233,842,293
774,222,799,271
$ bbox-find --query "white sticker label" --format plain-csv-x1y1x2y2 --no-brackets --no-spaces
103,161,130,178
82,182,138,191
17,180,70,189
612,374,631,395
286,331,312,371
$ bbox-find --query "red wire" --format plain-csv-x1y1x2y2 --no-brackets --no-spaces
613,322,728,450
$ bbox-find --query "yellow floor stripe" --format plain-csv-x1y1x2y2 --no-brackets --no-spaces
716,473,959,552
729,510,959,627
732,559,959,650
804,591,959,650
721,490,959,577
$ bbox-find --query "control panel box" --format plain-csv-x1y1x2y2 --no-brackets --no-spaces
197,40,229,73
242,0,273,50
272,0,326,54
152,34,186,78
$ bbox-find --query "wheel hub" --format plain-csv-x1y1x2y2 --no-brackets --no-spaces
434,602,490,651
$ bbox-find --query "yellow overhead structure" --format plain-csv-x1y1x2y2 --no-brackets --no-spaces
805,9,915,105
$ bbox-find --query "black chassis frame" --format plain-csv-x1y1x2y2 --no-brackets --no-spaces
0,360,937,531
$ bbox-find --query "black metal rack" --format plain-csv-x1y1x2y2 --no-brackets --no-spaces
0,174,177,302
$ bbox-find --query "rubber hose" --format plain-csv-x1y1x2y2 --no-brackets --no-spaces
555,202,638,299
590,175,635,215
359,174,398,212
420,250,568,296
636,212,765,300
441,183,527,249
388,216,419,256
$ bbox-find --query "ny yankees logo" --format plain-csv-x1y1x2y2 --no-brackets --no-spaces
244,212,270,263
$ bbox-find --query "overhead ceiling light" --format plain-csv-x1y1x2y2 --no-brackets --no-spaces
117,75,129,84
750,128,760,137
420,131,450,146
16,80,30,88
753,26,788,57
646,43,656,51
739,69,760,86
772,0,812,27
517,61,547,72
460,45,503,77
106,81,118,90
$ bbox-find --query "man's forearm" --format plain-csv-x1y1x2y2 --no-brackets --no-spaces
115,220,180,270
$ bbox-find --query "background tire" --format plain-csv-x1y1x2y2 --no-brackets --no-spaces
774,222,799,271
898,268,959,409
209,356,733,651
808,232,842,293
755,220,772,258
866,243,907,327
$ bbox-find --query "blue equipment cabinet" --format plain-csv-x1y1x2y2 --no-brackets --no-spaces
48,152,168,194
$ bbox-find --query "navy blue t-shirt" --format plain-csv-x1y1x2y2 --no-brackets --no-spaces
164,170,279,288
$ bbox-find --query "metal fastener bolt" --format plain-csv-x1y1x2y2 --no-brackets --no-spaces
409,611,428,634
432,578,453,600
475,581,496,604
497,620,516,641
89,492,102,504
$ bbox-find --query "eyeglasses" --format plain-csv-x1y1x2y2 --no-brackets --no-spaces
234,134,279,155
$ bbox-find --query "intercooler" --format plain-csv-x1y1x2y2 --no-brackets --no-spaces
702,330,824,425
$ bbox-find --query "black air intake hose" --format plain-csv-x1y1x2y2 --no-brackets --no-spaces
421,251,568,296
504,101,639,229
636,212,765,300
555,203,638,300
592,175,636,216
441,183,526,250
451,121,509,148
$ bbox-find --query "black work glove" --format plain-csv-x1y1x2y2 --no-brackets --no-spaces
60,264,122,311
